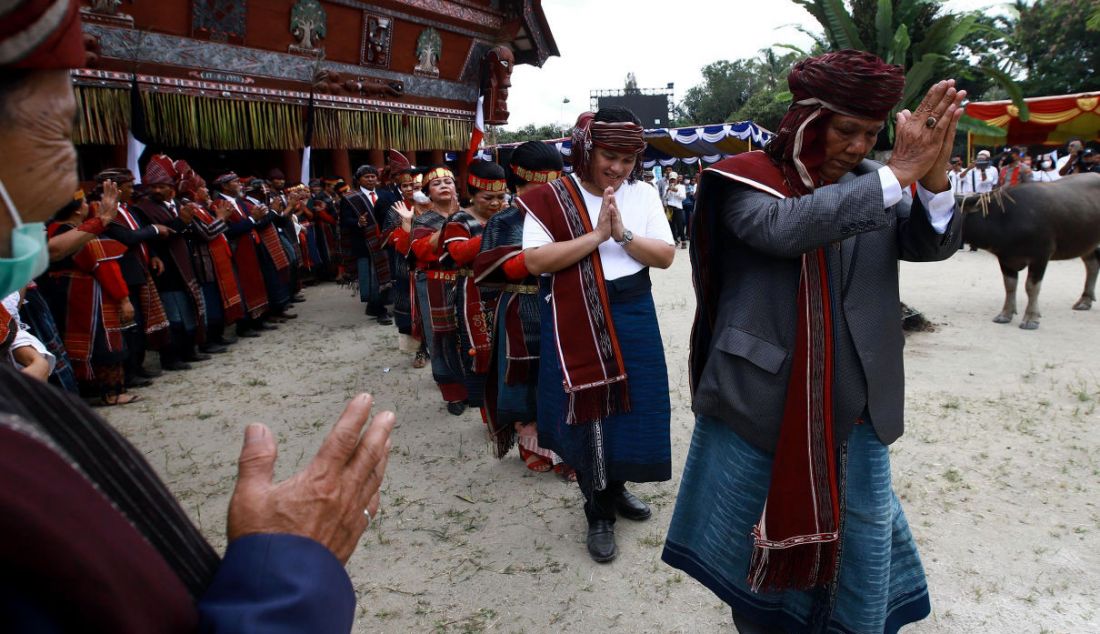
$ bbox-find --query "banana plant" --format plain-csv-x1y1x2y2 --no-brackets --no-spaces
789,0,1027,139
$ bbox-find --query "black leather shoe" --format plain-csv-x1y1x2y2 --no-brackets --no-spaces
183,351,212,362
615,489,652,521
256,321,279,331
199,344,228,354
290,294,306,303
161,360,192,372
586,519,617,563
236,328,261,338
376,314,393,326
215,333,238,345
135,367,162,379
446,401,466,416
126,376,153,388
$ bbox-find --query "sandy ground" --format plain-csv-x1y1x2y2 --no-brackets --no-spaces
102,248,1099,633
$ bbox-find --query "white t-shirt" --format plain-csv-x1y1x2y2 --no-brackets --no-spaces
2,291,56,375
961,166,998,194
522,175,675,280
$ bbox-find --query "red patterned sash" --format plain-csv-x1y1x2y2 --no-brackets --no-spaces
517,176,629,425
192,207,244,324
696,152,840,592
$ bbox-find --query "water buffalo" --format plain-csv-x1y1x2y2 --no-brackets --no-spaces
960,173,1100,330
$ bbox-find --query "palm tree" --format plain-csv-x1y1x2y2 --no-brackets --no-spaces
789,0,1023,139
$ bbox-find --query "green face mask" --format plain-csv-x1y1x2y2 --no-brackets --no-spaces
0,177,49,298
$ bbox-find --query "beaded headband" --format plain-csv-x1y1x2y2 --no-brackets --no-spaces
424,167,454,183
512,165,562,184
468,174,507,192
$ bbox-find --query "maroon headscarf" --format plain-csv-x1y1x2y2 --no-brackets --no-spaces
143,154,179,187
570,111,647,182
1,0,85,69
766,49,905,194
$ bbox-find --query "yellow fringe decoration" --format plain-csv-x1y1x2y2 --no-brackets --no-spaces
73,85,472,151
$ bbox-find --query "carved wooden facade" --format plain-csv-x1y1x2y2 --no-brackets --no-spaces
74,0,557,179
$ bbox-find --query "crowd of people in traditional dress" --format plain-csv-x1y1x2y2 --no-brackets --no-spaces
2,140,596,476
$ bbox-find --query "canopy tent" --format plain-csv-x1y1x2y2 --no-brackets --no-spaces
454,120,774,170
965,92,1100,149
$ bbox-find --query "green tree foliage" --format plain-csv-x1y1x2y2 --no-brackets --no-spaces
1014,0,1100,96
679,50,802,127
790,0,1022,139
489,123,568,144
680,60,761,124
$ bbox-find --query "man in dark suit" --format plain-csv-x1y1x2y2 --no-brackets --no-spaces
340,165,395,324
663,51,966,633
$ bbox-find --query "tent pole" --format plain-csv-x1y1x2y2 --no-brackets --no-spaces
967,131,972,163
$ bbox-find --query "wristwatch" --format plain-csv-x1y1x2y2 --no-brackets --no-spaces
616,229,634,247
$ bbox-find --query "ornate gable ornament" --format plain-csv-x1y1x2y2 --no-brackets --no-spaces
360,13,392,68
289,0,327,56
414,27,442,78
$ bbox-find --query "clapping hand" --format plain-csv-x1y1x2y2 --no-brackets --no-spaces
227,394,395,564
887,80,966,191
393,200,414,230
212,199,234,221
97,180,120,223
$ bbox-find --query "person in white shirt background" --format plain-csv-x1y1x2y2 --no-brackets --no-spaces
1032,153,1062,182
960,149,999,193
664,172,687,248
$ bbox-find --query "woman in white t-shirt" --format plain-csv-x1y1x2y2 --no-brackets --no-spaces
518,107,675,564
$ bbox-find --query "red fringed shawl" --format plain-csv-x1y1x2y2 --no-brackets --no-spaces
192,206,245,325
47,229,129,381
343,191,392,290
692,151,841,592
411,211,456,335
224,201,270,319
443,214,492,373
517,176,630,425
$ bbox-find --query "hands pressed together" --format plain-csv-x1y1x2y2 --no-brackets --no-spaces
887,79,967,193
595,187,626,242
227,394,396,564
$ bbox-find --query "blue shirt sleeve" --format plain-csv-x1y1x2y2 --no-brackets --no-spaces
198,534,355,634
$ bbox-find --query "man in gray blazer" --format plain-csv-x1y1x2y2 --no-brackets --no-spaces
663,50,965,634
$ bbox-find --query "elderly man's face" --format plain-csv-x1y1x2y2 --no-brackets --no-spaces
224,179,242,197
820,114,883,182
147,183,175,202
358,173,379,190
0,70,78,255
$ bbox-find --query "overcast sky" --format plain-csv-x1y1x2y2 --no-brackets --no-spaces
505,0,1007,130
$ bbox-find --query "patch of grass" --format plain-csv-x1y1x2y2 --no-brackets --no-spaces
638,531,665,548
244,377,268,387
943,467,963,484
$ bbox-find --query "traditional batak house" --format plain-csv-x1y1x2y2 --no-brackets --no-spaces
73,0,557,182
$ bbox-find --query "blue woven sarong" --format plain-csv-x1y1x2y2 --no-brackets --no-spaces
536,280,671,484
662,415,930,633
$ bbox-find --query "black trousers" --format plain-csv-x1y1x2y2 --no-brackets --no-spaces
670,208,686,242
576,471,625,523
123,283,146,379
